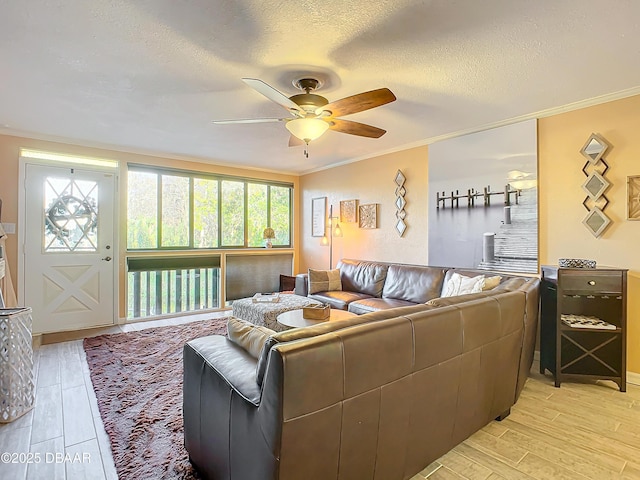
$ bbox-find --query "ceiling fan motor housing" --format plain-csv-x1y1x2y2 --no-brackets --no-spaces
289,93,328,114
290,78,328,114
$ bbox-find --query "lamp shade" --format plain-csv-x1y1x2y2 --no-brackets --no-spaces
263,227,275,239
285,118,330,143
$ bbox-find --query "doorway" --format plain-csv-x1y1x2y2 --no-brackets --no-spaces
22,163,117,334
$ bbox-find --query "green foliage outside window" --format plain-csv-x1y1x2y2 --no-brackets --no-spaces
127,171,158,249
221,180,245,246
194,178,219,248
127,166,292,250
247,183,267,247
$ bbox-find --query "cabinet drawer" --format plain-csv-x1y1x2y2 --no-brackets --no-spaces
560,272,621,294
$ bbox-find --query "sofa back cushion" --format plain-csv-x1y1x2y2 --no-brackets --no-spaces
382,264,447,303
337,259,389,297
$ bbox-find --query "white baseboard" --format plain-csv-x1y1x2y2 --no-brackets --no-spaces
627,371,640,386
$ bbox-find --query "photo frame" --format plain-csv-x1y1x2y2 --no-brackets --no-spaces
340,199,358,223
359,203,378,229
311,197,326,237
628,175,640,220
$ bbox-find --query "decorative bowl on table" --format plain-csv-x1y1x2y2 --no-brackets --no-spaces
558,258,596,268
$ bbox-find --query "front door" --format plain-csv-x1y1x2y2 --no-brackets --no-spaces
24,163,116,333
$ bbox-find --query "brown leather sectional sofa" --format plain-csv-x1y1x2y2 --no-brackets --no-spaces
183,259,540,480
295,259,518,314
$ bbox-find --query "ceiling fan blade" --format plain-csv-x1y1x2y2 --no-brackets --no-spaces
288,135,305,147
317,88,396,117
242,78,304,116
212,118,286,124
329,119,387,138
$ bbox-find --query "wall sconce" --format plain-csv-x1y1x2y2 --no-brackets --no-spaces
320,205,342,268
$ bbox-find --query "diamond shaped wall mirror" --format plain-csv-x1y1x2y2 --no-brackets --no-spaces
580,133,610,164
582,171,611,200
582,207,611,237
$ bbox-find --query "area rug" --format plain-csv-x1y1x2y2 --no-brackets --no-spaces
83,318,228,480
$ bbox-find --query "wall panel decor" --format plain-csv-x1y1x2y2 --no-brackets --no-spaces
579,133,612,237
358,203,378,229
428,119,538,273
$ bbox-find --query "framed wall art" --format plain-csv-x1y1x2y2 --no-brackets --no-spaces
311,197,326,237
340,199,358,223
359,203,378,229
428,119,538,273
628,175,640,220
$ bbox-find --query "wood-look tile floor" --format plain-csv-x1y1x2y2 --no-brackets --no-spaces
0,312,229,480
1,313,639,479
412,369,640,480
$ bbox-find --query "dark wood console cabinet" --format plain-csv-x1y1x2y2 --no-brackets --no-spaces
540,265,627,392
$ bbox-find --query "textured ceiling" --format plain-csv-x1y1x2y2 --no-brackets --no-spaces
1,0,640,174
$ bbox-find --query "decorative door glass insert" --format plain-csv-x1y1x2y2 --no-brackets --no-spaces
44,176,98,252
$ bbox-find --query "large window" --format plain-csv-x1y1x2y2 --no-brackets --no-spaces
127,165,293,250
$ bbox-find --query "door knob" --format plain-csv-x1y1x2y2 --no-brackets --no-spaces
102,256,112,262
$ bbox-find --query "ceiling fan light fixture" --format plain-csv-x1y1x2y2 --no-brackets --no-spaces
285,118,329,143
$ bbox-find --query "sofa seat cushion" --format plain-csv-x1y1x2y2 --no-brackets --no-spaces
308,291,373,310
382,264,447,303
348,297,417,315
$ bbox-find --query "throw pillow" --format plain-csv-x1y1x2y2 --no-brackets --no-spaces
227,317,275,359
482,275,502,290
279,274,296,293
308,268,342,295
442,273,485,297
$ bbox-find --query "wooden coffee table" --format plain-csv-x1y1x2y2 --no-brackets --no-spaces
277,308,356,329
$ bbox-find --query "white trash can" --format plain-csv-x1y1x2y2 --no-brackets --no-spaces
0,307,35,423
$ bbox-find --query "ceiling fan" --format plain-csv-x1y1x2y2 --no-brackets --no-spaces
213,77,396,155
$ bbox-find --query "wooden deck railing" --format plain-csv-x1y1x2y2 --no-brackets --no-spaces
127,267,220,319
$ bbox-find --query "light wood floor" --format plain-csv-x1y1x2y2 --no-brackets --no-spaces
1,314,639,480
412,368,640,480
0,311,229,480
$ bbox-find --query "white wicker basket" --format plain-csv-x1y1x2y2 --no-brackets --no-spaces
0,307,35,423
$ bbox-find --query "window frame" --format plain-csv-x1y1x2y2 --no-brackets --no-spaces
127,164,293,251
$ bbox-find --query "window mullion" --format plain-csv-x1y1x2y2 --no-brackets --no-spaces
217,179,222,248
243,181,249,247
157,174,162,248
189,177,194,249
267,185,272,229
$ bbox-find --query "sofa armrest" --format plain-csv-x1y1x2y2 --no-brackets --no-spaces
185,335,261,405
184,335,277,479
295,273,309,297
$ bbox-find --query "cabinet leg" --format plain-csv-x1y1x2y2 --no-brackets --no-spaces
495,408,510,421
539,363,545,374
554,378,561,388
